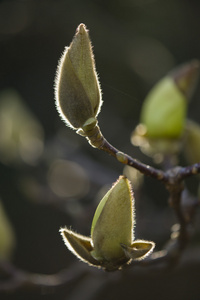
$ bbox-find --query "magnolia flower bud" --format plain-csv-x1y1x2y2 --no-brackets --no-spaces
55,23,102,130
90,176,133,262
140,60,199,138
60,176,155,271
131,61,199,161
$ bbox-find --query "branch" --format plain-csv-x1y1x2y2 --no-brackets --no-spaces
85,125,200,184
85,125,165,181
178,162,200,180
0,261,87,293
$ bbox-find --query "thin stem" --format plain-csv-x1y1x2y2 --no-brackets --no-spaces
102,138,166,180
167,185,188,250
85,125,200,183
85,125,165,181
0,261,87,292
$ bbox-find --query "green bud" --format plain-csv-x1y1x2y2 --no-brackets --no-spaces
141,77,186,138
91,176,133,262
140,61,199,138
55,23,102,130
60,176,155,271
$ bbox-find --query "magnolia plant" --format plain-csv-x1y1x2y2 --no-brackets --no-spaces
1,22,200,295
55,23,200,272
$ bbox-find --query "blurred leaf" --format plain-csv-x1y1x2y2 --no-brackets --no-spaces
0,200,15,260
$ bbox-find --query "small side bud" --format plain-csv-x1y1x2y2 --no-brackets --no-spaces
55,24,102,130
116,151,128,164
82,117,97,132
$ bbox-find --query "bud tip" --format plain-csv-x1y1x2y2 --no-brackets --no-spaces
77,23,87,34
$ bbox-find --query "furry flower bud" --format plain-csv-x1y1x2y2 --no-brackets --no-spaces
55,23,102,130
60,176,155,271
91,176,133,262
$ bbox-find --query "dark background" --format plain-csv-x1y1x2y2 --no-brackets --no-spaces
0,0,200,299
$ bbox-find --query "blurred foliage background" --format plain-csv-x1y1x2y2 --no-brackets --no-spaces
0,0,200,299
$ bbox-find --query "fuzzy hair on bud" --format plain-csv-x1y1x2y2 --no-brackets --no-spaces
55,23,102,130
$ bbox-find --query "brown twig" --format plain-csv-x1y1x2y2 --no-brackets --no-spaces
86,125,165,181
178,162,200,180
86,125,200,183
